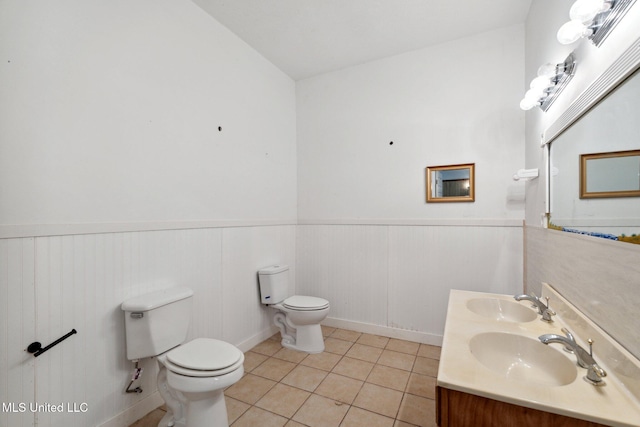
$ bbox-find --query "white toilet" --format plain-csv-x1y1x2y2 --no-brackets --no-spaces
258,265,330,353
121,287,244,427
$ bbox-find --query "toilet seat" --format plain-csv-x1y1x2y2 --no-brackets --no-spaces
164,338,244,377
283,295,330,311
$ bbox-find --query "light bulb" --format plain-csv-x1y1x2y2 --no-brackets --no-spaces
537,63,558,78
520,97,539,111
557,19,593,44
570,0,609,22
520,88,544,110
530,75,552,91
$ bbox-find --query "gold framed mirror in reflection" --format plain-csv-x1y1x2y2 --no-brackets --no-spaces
580,149,640,199
426,163,475,203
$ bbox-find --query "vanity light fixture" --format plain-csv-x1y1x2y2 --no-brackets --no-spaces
519,53,576,111
557,0,637,46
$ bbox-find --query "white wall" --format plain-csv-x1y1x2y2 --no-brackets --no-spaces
0,1,297,426
524,1,640,360
0,0,297,235
295,25,526,341
296,25,526,221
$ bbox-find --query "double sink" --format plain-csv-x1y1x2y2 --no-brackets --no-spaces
466,297,577,387
437,284,640,426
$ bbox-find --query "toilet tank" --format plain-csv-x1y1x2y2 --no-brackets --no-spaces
121,287,193,360
258,264,289,304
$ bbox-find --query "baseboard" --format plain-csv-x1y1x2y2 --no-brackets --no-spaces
235,325,280,353
323,317,443,347
98,391,164,427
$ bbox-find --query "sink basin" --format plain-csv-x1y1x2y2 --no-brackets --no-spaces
466,298,537,323
469,332,577,386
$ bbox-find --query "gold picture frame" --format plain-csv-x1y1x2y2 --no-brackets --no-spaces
580,150,640,199
426,163,475,203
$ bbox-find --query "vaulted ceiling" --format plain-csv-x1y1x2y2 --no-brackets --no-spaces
192,0,532,80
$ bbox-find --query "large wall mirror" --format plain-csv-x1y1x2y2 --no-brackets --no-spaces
549,66,640,242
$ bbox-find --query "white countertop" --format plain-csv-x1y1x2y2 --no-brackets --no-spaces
437,285,640,426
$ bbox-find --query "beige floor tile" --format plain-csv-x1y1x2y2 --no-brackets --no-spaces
315,372,364,404
301,351,342,371
131,331,441,427
366,364,411,391
332,356,375,381
281,364,328,392
226,397,251,424
345,343,383,363
412,357,439,377
292,394,350,427
396,394,436,427
331,328,362,342
243,351,269,372
285,421,308,427
341,406,395,427
231,406,288,427
224,373,277,404
386,339,420,355
356,333,390,349
321,325,337,337
405,373,436,399
377,350,415,371
324,337,354,355
129,408,166,427
255,383,311,418
252,339,284,356
352,383,403,419
252,357,297,381
417,344,441,360
273,347,309,364
394,420,420,427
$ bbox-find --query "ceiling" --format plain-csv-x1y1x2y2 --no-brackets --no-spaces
192,0,532,81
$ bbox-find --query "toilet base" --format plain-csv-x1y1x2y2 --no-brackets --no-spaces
157,358,243,427
274,313,325,353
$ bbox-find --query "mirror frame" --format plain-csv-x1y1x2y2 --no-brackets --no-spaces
580,149,640,199
425,163,475,203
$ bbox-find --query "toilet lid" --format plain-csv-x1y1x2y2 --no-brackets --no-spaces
167,338,242,371
283,295,330,311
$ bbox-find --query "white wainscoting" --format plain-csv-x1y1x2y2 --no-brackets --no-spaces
1,221,523,426
0,225,295,427
296,224,524,346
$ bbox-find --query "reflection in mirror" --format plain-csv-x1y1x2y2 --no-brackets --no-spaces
426,163,475,203
581,150,640,198
550,67,640,243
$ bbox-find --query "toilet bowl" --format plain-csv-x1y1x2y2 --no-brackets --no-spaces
121,288,244,427
157,338,244,427
258,265,330,353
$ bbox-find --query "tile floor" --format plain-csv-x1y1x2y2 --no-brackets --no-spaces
130,326,441,427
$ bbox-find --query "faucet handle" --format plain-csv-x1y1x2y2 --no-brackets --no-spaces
585,363,607,385
588,338,594,356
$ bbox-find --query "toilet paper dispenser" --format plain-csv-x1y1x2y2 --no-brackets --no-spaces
26,328,77,357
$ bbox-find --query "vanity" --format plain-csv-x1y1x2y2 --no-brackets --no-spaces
436,284,640,427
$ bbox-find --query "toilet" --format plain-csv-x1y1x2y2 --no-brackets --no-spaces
121,287,244,427
258,265,330,353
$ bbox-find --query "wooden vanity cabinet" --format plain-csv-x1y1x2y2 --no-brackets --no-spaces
436,386,607,427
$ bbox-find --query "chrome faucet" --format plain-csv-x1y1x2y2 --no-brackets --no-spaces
539,328,607,385
513,293,555,322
